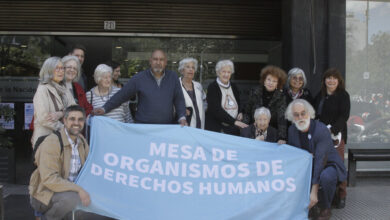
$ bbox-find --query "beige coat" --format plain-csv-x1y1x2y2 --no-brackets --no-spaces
32,83,75,145
180,78,206,129
29,128,89,206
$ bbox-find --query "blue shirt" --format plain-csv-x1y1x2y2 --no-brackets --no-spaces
103,69,186,124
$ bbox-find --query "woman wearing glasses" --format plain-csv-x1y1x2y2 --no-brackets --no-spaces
284,67,313,105
31,57,76,146
62,55,93,116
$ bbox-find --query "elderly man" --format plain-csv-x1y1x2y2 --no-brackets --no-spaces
285,99,347,220
92,49,187,125
29,105,90,219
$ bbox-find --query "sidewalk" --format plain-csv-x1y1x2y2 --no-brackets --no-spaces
2,176,390,220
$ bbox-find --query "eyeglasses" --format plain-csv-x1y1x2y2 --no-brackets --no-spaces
292,76,304,82
55,67,65,71
293,111,307,118
65,66,77,71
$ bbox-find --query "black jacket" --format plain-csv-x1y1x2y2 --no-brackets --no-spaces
284,88,313,106
205,80,242,135
243,85,287,140
240,124,278,143
314,90,350,143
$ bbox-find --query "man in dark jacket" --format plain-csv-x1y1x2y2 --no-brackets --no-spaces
285,99,347,220
92,49,187,126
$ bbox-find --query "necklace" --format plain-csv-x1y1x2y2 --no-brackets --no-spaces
182,79,193,91
97,87,110,102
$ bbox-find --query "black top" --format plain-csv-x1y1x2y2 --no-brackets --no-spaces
314,90,350,143
240,124,278,143
284,88,313,106
243,85,287,140
185,89,201,128
205,80,242,135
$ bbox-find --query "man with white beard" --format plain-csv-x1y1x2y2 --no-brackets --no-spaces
285,99,347,220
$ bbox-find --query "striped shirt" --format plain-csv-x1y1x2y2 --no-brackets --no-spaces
65,129,81,182
86,86,133,123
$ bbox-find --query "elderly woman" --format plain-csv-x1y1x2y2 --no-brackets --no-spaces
179,58,206,129
62,55,93,116
32,57,76,145
314,68,350,208
205,60,248,135
243,65,287,144
284,67,313,105
86,64,133,123
105,60,123,88
240,107,278,142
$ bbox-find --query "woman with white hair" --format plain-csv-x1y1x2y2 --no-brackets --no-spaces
240,107,278,142
62,55,93,116
205,59,248,135
86,64,133,123
31,57,76,145
178,58,206,129
284,67,313,105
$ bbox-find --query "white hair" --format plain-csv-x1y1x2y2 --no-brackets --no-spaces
215,60,234,75
285,99,315,122
39,57,63,84
61,55,81,82
286,67,307,89
178,58,198,74
94,64,113,84
254,107,271,120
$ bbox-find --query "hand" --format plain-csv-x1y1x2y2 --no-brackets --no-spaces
308,184,319,209
234,120,248,129
236,113,243,121
179,118,188,127
277,140,286,145
309,191,318,209
91,108,105,115
78,189,91,207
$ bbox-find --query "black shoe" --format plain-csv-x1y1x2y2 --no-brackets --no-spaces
336,198,346,209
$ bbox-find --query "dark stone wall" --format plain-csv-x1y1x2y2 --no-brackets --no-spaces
282,0,346,96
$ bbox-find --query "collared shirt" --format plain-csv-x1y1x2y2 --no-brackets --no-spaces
64,129,82,182
150,70,165,86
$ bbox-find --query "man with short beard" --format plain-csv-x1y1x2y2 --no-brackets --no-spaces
92,49,187,126
285,99,347,220
29,105,91,219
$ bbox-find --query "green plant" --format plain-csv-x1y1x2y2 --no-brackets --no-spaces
0,104,15,149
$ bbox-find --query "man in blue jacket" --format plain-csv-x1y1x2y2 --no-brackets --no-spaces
286,99,347,220
92,49,187,126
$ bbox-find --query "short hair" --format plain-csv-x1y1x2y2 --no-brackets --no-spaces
254,107,271,120
93,64,113,84
320,68,345,95
215,60,234,75
64,105,86,119
286,67,307,89
285,99,315,122
105,60,121,70
39,57,63,84
178,58,198,74
61,55,81,82
70,44,86,54
260,65,287,90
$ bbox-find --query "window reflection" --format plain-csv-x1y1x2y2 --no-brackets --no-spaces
0,36,51,77
346,1,390,144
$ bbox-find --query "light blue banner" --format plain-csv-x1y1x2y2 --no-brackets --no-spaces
76,116,312,220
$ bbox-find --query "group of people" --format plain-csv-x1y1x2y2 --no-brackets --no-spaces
30,48,350,220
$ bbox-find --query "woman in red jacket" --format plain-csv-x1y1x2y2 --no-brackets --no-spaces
62,55,93,116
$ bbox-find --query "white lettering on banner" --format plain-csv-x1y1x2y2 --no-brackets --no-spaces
90,149,297,196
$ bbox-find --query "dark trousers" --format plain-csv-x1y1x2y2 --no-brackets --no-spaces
319,166,338,209
336,139,347,199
